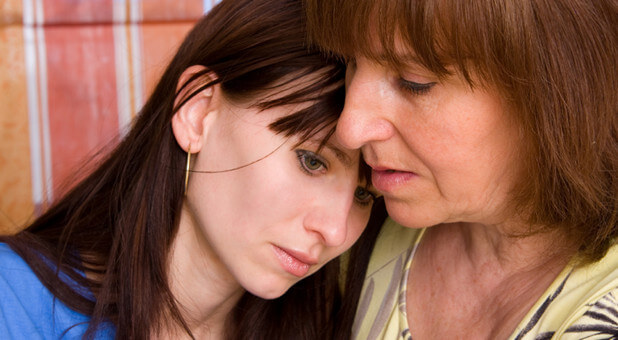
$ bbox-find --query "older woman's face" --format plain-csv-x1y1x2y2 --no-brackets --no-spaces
338,57,521,228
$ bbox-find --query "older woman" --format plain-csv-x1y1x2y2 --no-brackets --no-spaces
305,0,617,339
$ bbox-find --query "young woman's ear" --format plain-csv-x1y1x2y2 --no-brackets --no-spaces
171,65,221,153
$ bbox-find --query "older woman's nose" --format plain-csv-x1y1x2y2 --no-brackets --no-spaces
336,63,394,150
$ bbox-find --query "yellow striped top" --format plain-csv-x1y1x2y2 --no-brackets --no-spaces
353,219,618,339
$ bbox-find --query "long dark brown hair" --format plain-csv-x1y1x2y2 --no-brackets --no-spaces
0,0,384,338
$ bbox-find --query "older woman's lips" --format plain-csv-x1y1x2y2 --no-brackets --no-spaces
371,168,416,192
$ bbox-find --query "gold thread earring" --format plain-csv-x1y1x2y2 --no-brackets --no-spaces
184,144,191,195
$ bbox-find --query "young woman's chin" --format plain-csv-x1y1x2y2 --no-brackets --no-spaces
244,279,297,300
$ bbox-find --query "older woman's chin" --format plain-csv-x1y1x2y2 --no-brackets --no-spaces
382,197,446,229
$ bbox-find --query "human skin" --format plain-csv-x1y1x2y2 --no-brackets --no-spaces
340,57,520,228
165,67,374,338
336,56,574,338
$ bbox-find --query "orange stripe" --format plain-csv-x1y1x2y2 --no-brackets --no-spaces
140,22,195,99
0,0,24,25
141,0,203,22
0,26,35,233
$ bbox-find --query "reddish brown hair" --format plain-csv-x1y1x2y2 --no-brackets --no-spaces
305,0,617,262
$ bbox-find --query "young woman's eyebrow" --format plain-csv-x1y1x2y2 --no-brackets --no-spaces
302,138,353,168
323,142,353,168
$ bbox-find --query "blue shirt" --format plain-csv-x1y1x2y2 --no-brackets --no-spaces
0,243,115,339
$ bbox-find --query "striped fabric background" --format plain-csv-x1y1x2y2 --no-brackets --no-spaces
0,0,220,233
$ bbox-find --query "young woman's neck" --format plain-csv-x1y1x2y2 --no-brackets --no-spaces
161,204,244,339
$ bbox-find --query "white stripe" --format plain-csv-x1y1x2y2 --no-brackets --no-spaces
22,0,34,25
23,25,44,207
34,0,44,25
130,0,141,22
36,25,53,203
113,24,132,135
203,0,213,13
130,23,144,116
113,0,127,23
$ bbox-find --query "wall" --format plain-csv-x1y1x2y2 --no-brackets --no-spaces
0,0,220,233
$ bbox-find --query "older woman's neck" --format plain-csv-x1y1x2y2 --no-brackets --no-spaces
447,221,577,271
408,222,577,339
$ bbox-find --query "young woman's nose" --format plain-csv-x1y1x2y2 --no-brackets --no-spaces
303,191,354,247
336,62,395,150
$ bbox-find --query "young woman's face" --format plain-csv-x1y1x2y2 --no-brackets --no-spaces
183,94,373,299
337,56,521,229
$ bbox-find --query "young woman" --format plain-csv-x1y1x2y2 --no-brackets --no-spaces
0,0,382,338
305,0,617,339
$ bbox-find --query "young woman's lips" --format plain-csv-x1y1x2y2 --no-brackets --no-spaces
371,167,417,192
272,246,315,277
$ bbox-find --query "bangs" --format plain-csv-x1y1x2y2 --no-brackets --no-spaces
263,64,345,144
305,0,526,86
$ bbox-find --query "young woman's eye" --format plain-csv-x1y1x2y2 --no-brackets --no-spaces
398,78,436,95
296,150,328,175
354,186,376,207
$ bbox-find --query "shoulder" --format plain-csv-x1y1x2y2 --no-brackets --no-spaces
365,218,423,277
0,242,45,292
352,219,423,339
559,288,618,339
513,243,618,339
0,242,111,338
554,246,618,338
